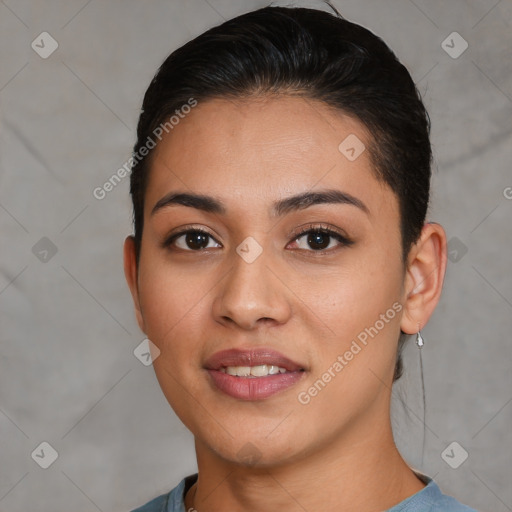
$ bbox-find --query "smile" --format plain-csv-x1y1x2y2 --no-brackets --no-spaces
204,347,306,400
220,364,289,377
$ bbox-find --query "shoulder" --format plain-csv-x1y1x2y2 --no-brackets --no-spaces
425,489,479,512
129,474,197,512
391,474,479,512
129,490,171,512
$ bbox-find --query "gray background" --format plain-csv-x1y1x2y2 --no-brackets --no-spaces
0,0,511,511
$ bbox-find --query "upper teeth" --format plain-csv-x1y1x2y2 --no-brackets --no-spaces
221,365,288,377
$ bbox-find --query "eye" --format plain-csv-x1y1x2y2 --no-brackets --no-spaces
163,224,353,253
164,228,222,251
288,224,353,252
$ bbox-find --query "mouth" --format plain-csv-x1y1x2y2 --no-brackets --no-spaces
204,348,306,400
219,364,291,377
205,347,305,372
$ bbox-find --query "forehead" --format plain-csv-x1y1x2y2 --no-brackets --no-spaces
144,95,395,220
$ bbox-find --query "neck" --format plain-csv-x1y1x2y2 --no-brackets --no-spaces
185,410,425,512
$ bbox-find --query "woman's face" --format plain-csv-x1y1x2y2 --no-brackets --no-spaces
126,95,409,467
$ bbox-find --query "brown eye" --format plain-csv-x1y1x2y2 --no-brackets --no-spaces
290,226,354,252
166,230,221,251
304,231,331,250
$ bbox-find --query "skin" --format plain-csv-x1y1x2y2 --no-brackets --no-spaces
124,95,447,512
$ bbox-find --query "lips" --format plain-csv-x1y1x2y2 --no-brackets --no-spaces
204,348,306,400
204,348,304,372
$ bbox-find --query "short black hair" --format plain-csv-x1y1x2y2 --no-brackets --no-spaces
129,4,432,381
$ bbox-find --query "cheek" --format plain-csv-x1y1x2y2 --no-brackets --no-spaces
137,258,211,420
299,252,403,334
292,260,404,430
295,246,404,385
136,255,210,355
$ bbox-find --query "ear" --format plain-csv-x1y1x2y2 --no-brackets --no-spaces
400,222,447,334
123,235,146,334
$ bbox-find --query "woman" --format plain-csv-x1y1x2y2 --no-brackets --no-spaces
124,4,478,511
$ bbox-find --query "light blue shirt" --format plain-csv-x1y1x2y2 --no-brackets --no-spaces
130,472,479,511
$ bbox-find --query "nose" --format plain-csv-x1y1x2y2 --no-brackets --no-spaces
212,244,292,331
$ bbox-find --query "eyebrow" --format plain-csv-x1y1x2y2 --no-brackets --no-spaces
151,189,370,217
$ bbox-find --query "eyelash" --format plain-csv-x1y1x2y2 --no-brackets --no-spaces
163,223,354,254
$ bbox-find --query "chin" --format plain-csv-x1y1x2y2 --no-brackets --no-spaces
199,428,310,469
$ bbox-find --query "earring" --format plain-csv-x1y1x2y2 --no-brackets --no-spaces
416,329,424,349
